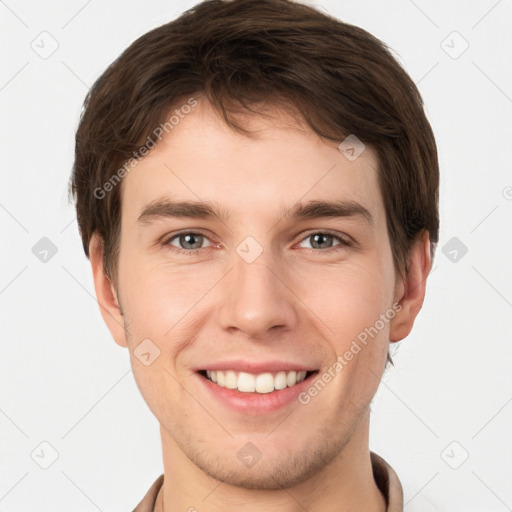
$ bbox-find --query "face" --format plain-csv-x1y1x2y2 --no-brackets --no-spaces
102,99,407,489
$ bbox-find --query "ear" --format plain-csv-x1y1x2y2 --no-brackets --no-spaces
389,230,433,343
88,233,128,348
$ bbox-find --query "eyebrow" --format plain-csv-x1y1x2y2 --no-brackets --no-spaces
137,198,374,227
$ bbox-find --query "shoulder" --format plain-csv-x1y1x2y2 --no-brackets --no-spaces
372,453,445,512
371,451,404,512
132,474,164,512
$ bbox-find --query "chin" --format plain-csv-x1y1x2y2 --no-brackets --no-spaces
185,428,348,491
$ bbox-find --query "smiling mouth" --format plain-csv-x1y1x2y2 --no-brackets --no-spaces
198,369,318,394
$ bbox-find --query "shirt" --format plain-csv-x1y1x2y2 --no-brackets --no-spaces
132,451,403,511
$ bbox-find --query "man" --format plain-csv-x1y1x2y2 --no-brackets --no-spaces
70,0,438,510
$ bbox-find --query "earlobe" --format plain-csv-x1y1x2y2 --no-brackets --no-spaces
389,230,433,343
88,234,128,348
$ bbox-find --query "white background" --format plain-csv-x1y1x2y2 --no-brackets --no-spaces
1,0,511,510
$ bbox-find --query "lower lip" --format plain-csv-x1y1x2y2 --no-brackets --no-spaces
196,372,318,414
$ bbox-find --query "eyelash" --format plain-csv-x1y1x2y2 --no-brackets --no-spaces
161,230,353,256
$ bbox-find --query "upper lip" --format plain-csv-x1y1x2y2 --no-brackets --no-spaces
194,360,318,374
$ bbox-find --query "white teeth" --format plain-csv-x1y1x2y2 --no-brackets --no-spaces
204,369,310,393
225,370,237,389
274,371,287,390
287,371,297,387
255,373,274,394
238,372,256,392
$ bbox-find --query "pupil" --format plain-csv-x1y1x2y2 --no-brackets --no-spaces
313,233,331,248
182,234,202,249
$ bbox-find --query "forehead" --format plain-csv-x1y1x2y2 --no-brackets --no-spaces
120,99,384,226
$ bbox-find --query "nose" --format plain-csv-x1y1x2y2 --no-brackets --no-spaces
217,249,299,340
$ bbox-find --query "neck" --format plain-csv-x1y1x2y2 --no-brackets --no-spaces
157,413,386,512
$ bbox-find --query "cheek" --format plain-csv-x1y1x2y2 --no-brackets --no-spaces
293,257,395,345
291,256,393,406
128,355,183,429
119,253,215,337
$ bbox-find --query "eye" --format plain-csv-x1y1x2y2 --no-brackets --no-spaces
297,232,351,252
164,231,212,254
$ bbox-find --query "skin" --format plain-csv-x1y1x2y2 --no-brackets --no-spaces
89,98,432,511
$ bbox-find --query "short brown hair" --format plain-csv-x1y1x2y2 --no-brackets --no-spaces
70,0,439,289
